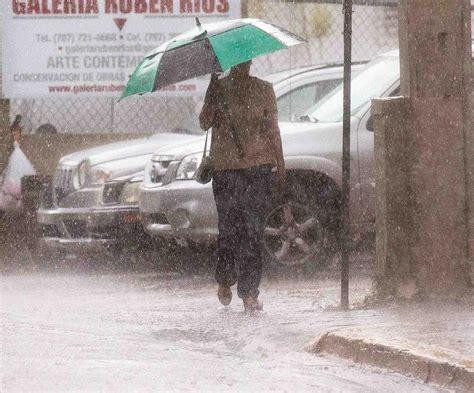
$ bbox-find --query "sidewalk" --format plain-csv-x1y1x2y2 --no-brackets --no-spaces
306,290,474,391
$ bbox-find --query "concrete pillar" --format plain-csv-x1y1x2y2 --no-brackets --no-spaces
373,97,417,298
374,0,473,298
467,6,474,274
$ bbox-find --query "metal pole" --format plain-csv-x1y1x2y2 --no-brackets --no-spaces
110,98,115,133
241,0,248,18
341,0,352,311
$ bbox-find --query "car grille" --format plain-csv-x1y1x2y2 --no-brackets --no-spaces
63,219,88,238
147,213,169,225
91,225,120,240
102,182,125,205
38,224,61,238
40,177,54,209
54,167,75,201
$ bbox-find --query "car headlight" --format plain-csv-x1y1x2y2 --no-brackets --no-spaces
150,161,168,183
120,182,141,205
74,160,90,189
90,167,113,185
175,152,202,180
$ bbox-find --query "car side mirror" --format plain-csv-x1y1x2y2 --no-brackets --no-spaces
366,116,374,132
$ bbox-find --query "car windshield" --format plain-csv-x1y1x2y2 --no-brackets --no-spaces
301,55,400,123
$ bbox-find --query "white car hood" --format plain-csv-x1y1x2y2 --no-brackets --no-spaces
150,121,345,162
58,133,200,167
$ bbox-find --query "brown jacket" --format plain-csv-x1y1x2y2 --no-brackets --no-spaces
199,75,285,175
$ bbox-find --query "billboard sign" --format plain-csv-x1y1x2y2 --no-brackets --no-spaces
2,0,241,98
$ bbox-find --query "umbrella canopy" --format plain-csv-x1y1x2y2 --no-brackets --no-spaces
121,18,306,100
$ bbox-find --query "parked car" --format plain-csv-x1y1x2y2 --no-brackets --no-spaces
37,62,359,255
140,63,391,266
43,170,147,252
36,131,201,253
139,45,474,269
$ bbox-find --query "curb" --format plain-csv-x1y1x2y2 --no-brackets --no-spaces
306,332,474,391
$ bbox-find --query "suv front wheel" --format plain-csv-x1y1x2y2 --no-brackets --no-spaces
263,177,339,271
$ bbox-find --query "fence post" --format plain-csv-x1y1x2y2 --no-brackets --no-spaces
110,98,115,133
0,99,10,131
241,0,248,18
341,0,353,311
0,99,12,173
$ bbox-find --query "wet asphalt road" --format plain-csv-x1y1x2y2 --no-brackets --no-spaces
1,258,449,393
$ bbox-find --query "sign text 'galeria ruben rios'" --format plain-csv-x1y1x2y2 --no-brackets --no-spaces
3,1,241,98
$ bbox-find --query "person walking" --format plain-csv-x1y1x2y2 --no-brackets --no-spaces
199,61,285,312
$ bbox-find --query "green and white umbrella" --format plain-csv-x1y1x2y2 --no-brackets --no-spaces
121,18,306,100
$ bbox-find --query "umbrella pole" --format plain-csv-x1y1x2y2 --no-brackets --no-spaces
341,0,353,311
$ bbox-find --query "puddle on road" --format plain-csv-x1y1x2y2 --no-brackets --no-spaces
152,328,226,344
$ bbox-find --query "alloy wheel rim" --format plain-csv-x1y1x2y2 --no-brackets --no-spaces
263,202,323,266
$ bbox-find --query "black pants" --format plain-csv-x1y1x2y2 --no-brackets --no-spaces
212,164,273,299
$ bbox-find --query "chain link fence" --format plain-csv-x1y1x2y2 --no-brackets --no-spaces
4,1,401,135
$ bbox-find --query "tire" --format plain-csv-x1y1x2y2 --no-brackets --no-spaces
263,176,340,274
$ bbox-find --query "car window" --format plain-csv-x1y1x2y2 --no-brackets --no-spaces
277,79,342,121
303,56,400,123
